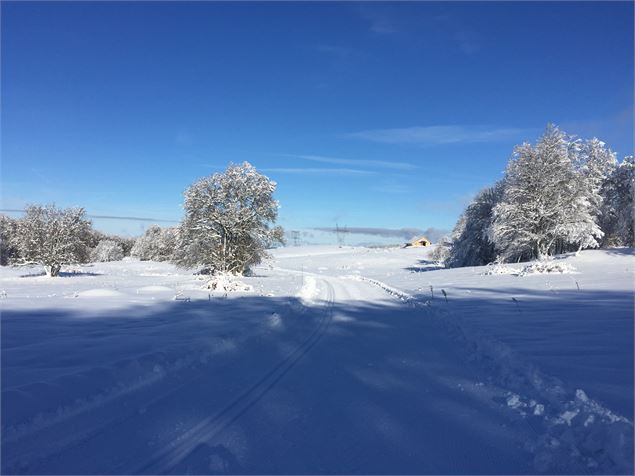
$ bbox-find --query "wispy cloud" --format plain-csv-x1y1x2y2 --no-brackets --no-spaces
262,168,376,176
283,154,418,171
348,125,535,146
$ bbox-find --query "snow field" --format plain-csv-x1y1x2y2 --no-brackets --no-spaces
1,247,633,474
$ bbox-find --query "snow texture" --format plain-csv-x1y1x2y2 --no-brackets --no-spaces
1,247,633,474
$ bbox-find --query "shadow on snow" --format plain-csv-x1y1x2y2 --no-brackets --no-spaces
1,286,633,475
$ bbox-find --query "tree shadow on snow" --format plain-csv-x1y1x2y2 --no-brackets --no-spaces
19,270,103,278
1,286,633,475
403,258,444,273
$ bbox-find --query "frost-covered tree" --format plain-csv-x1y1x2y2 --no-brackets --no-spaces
0,215,20,265
174,162,284,274
574,138,618,246
130,225,176,261
14,204,93,276
601,156,634,246
91,240,124,262
446,183,503,267
490,125,603,261
113,236,136,257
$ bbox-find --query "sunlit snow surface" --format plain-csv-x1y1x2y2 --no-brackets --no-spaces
1,247,633,474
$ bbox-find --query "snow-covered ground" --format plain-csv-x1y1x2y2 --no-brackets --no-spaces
1,247,633,474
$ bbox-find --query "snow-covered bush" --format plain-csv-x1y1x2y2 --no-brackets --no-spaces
429,240,450,264
91,240,124,262
0,215,20,265
482,262,518,276
202,273,253,292
14,204,93,276
518,261,577,276
131,225,176,261
490,125,603,261
173,162,284,275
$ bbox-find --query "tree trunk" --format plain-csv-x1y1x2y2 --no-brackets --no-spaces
46,264,61,277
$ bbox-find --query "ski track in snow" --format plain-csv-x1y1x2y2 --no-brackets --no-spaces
129,279,335,474
2,273,336,474
1,249,633,474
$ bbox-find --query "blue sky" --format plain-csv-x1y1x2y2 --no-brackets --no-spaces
2,1,633,242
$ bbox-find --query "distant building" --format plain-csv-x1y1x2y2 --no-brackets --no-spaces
405,236,432,247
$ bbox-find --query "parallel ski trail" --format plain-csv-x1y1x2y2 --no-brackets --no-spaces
130,279,335,474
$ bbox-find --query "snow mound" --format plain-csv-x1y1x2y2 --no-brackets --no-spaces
266,312,283,329
482,263,519,275
136,285,173,293
297,276,319,304
519,261,577,276
482,260,576,276
203,274,253,293
75,289,124,298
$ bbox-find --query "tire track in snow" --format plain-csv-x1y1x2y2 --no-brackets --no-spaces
130,279,335,474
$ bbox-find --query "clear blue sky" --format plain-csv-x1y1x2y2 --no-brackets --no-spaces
2,1,633,241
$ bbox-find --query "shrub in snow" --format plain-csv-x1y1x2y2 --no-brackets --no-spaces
91,240,124,262
482,262,518,276
518,261,577,276
173,162,284,275
0,215,20,265
203,274,253,293
429,237,450,264
14,204,93,276
489,125,603,261
131,225,177,261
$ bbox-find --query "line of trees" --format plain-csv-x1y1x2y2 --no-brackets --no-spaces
0,206,134,276
0,162,283,276
433,125,634,268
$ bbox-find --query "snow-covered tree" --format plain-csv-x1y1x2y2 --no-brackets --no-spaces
0,215,20,265
130,225,176,261
91,240,124,262
446,183,503,267
14,204,93,276
174,162,284,274
601,156,634,246
113,236,136,257
574,138,618,246
490,125,603,261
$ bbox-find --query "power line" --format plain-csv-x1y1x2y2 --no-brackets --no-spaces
0,209,179,224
